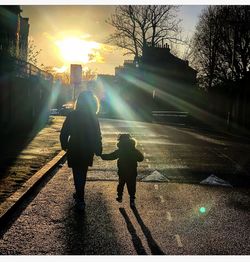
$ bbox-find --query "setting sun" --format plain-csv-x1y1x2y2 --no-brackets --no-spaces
55,37,102,64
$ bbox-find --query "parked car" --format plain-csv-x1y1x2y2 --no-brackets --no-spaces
50,108,59,115
59,103,74,116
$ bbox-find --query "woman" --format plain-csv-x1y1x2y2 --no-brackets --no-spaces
60,90,102,210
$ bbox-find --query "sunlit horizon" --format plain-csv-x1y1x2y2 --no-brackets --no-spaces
55,36,102,64
21,5,205,75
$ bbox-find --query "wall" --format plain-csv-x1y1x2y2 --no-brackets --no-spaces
0,60,52,132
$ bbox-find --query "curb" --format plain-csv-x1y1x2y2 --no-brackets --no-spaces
0,150,66,226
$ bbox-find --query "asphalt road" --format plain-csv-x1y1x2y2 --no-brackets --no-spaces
0,165,249,255
91,118,250,186
0,118,250,255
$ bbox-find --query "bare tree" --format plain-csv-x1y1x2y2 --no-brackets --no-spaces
217,6,250,82
192,5,250,90
27,38,42,66
168,35,193,61
191,6,222,90
82,67,97,81
106,5,182,61
43,66,70,85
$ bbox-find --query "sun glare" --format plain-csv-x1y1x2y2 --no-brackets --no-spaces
56,37,101,64
53,65,68,73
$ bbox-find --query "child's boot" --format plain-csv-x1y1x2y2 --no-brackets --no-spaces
116,195,123,203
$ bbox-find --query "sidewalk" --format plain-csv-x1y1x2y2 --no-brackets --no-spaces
0,163,250,255
0,116,64,204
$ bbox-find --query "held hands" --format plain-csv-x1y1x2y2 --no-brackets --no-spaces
95,151,104,159
96,153,105,160
95,147,102,157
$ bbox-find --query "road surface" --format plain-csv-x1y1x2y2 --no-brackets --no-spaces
91,118,250,186
0,118,250,255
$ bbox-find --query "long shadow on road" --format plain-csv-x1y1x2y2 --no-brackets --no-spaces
131,207,165,255
119,207,147,255
64,193,123,255
119,207,165,255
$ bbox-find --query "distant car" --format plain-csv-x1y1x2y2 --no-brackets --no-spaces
50,109,59,115
59,104,74,116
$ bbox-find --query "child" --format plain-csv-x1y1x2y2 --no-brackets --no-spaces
101,134,144,207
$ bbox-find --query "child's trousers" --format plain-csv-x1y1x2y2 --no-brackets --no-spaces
117,175,136,200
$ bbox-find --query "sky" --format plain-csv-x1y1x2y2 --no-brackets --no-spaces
21,5,206,75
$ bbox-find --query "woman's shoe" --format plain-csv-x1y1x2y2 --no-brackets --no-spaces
75,200,85,211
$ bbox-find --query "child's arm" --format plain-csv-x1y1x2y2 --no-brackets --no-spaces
136,149,144,162
101,150,119,160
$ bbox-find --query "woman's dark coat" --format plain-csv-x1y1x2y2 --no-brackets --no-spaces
60,110,102,167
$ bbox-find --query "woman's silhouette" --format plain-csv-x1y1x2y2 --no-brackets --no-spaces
60,90,102,210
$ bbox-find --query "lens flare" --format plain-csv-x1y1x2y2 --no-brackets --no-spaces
199,207,206,213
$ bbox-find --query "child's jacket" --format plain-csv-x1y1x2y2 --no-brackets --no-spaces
102,145,144,177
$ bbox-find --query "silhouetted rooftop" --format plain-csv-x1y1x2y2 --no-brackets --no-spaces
1,5,22,15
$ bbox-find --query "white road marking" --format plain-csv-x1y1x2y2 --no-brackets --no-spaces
219,151,246,173
210,148,248,175
160,196,165,203
175,234,183,247
154,184,159,190
167,211,172,221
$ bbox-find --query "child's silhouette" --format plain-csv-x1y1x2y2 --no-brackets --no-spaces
101,134,144,207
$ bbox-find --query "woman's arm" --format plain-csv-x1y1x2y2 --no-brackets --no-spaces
94,118,102,156
60,116,70,151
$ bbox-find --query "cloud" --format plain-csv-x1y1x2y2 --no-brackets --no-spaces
89,51,105,63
